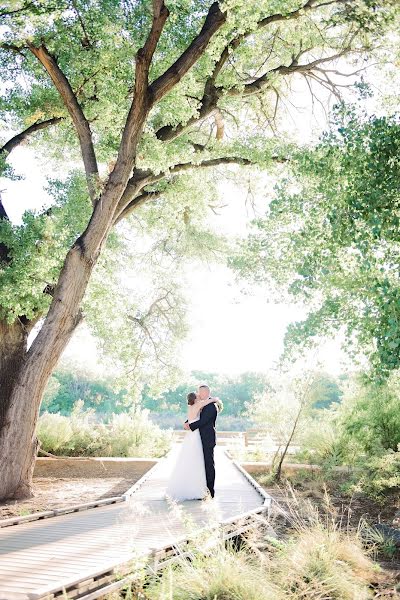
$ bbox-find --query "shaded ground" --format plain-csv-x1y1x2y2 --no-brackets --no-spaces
0,457,156,520
0,476,140,520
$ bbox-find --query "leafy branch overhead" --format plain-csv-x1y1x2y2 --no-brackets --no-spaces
0,0,394,373
0,0,394,345
1,1,389,216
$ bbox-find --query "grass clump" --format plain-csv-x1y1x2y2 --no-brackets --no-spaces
146,538,279,600
140,495,384,600
270,521,378,599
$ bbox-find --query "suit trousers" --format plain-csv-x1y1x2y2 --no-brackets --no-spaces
202,444,215,497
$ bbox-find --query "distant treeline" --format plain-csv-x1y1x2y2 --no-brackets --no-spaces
42,368,343,420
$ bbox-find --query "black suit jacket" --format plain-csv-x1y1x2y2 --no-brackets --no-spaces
188,402,217,447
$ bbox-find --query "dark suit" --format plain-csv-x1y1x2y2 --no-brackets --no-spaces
188,401,218,497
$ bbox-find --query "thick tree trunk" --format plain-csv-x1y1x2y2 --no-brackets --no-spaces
0,320,27,430
0,243,95,500
0,88,147,501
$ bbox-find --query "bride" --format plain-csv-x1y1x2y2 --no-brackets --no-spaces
165,391,217,501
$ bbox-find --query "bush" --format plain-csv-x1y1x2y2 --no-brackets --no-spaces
342,379,400,455
37,402,172,458
341,448,400,504
36,412,74,453
96,410,172,457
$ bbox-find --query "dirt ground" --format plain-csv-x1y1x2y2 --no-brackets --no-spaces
0,457,156,520
0,476,140,520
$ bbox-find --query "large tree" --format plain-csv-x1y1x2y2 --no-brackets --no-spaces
0,0,392,500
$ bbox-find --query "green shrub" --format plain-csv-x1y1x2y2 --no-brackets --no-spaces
336,376,400,458
37,412,73,452
96,410,172,457
341,449,400,503
37,403,172,458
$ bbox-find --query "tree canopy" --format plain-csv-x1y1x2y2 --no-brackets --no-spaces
1,0,395,388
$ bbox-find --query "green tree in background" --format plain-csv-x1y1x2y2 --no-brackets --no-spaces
232,105,400,379
143,369,273,416
308,372,343,409
340,375,400,454
42,366,130,415
43,366,341,424
0,0,395,500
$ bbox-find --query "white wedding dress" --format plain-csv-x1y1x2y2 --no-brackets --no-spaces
165,416,207,501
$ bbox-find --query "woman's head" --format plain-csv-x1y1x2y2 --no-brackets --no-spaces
187,391,197,405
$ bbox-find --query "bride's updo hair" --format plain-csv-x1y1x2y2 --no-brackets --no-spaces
187,392,197,405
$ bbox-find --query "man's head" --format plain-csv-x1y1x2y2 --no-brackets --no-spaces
198,384,210,401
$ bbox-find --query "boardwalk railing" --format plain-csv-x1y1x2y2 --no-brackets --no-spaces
172,429,297,450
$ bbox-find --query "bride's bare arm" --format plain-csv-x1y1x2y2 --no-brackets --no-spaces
190,397,218,418
198,396,219,408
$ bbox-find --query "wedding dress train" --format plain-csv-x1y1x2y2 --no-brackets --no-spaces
165,416,207,501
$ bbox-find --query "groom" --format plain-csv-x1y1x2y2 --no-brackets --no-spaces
184,384,218,498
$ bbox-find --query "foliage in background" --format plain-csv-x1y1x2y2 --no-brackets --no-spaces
142,369,273,416
37,401,171,458
42,365,129,415
293,371,400,502
231,105,400,380
245,370,341,440
42,364,341,426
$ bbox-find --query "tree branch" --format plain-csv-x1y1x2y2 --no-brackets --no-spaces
142,1,170,67
0,190,11,263
0,191,9,221
133,0,170,97
115,190,162,224
0,117,63,156
0,42,27,57
70,0,93,49
114,154,287,224
0,2,35,19
110,1,170,187
154,0,349,143
27,42,100,204
148,2,226,105
230,48,352,97
168,156,255,174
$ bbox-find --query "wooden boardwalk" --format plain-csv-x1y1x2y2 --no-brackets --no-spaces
0,447,271,600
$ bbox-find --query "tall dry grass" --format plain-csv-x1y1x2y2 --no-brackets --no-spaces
107,488,386,600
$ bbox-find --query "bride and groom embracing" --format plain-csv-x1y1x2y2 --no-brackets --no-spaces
165,384,222,502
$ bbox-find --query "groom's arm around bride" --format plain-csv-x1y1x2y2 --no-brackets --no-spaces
186,402,217,433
